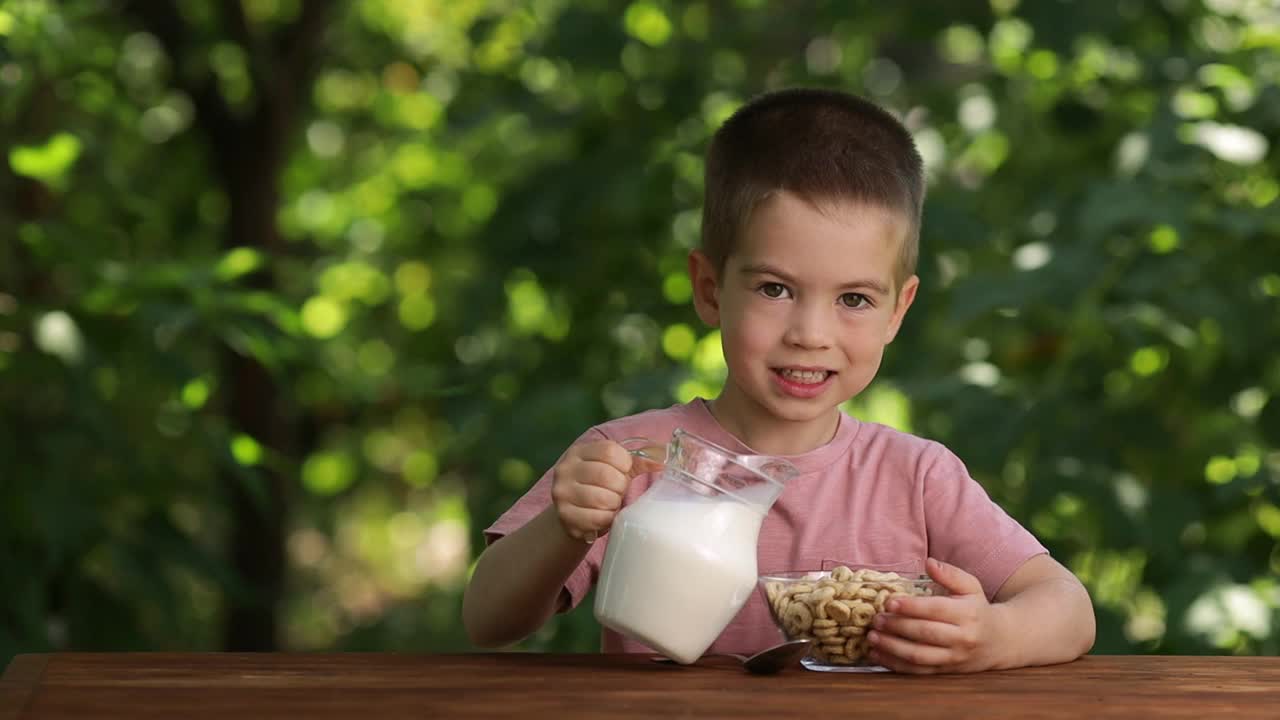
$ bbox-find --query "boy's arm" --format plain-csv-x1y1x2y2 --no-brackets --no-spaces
987,554,1096,668
462,505,590,648
463,439,641,648
867,555,1095,673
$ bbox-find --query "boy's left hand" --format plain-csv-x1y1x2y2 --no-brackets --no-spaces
865,557,1010,674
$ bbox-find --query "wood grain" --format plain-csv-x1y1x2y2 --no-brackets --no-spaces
0,656,48,720
3,653,1278,719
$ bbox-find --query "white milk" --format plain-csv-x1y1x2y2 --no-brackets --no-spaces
593,495,764,664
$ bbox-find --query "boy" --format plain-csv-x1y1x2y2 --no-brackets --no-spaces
462,88,1095,673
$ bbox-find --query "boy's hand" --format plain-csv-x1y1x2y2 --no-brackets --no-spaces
865,558,1011,674
550,440,656,543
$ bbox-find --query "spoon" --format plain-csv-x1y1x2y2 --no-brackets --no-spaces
651,638,813,675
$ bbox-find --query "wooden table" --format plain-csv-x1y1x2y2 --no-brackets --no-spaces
3,652,1279,718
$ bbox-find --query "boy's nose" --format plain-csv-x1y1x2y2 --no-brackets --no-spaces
782,304,834,350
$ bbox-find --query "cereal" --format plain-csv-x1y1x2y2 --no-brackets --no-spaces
783,600,814,634
765,581,784,604
824,600,851,623
761,566,936,667
849,600,875,626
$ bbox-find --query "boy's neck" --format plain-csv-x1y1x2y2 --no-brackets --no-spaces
705,389,841,457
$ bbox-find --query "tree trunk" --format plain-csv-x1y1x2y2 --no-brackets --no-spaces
220,120,287,651
125,0,332,652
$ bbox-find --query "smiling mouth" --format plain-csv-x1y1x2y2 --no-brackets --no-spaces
774,368,833,385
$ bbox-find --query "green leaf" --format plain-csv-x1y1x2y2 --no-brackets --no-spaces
9,133,82,188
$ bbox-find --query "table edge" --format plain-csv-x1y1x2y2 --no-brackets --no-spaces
0,655,50,720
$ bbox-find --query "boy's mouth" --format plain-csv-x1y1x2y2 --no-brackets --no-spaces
774,367,833,385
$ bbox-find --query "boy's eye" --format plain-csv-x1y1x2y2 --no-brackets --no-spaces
759,282,790,299
839,293,869,309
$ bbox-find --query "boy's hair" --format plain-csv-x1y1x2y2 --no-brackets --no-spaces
701,88,925,288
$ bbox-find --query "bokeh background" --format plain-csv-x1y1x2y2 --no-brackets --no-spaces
3,0,1279,666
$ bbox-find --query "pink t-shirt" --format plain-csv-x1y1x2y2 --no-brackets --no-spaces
484,398,1048,657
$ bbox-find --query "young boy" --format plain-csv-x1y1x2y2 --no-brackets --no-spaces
462,88,1095,673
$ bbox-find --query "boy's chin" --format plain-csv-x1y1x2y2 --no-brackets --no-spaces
720,383,846,424
757,395,845,423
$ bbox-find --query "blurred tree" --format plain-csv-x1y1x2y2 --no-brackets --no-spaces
1,0,1277,666
117,0,334,651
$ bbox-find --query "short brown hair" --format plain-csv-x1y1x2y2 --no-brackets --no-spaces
701,88,924,287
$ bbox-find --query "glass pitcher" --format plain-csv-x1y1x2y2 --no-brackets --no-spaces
592,428,798,664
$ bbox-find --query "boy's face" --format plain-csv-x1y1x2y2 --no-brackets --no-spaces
690,191,918,433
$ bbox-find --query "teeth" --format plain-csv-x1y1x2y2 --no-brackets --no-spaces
779,368,829,384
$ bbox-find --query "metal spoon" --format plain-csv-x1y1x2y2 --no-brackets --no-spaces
651,638,813,675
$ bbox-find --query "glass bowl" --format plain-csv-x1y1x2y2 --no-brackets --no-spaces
758,565,944,672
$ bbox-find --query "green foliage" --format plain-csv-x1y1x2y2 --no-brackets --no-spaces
2,0,1278,665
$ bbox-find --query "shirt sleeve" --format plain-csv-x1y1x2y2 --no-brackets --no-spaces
921,443,1048,599
483,426,610,613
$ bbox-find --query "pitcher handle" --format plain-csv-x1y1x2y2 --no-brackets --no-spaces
619,436,662,462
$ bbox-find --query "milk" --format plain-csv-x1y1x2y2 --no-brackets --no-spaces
593,495,764,664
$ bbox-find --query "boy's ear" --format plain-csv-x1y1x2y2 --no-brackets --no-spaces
884,274,919,344
688,250,722,327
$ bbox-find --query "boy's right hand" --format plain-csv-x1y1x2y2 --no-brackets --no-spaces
550,440,650,543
